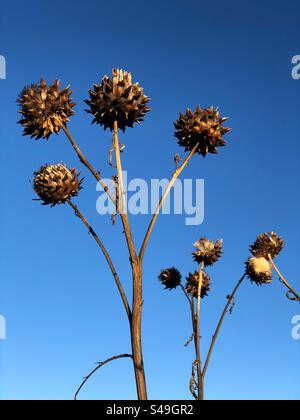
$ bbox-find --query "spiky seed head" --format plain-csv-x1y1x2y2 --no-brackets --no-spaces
193,238,223,266
158,267,182,290
250,232,284,260
245,257,273,286
174,106,230,157
33,163,83,207
17,79,75,140
85,69,151,132
185,270,211,299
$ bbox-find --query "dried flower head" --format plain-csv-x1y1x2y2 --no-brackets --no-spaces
33,163,83,207
245,257,273,286
158,267,182,290
174,106,230,157
17,79,75,140
85,69,151,132
193,238,223,266
185,271,211,299
250,232,284,260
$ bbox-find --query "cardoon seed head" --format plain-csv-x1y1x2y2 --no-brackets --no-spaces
158,267,182,291
33,163,83,207
245,257,273,286
185,270,211,299
18,79,75,140
85,69,151,132
174,106,230,157
193,238,223,266
250,232,284,260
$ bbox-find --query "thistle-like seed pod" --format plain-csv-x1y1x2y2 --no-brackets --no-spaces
185,271,211,299
250,232,284,260
17,79,75,140
158,267,182,290
33,163,83,207
85,69,151,132
193,238,223,266
174,106,230,157
245,257,273,286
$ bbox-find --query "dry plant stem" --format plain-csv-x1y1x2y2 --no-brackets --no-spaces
61,125,115,204
113,120,147,400
113,121,137,263
268,255,300,302
62,124,136,265
195,262,204,400
139,143,200,261
74,354,133,400
66,199,132,323
202,274,247,380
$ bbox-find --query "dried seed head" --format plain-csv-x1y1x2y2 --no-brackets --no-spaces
245,257,273,286
250,232,284,260
185,270,211,299
174,106,230,157
33,163,83,207
17,79,75,140
193,238,223,266
158,267,182,290
85,69,151,132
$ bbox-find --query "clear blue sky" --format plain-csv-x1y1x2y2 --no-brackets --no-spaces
0,0,299,400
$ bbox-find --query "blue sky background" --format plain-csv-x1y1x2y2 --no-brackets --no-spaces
0,0,299,400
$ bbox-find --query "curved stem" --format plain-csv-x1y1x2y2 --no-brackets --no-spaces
61,125,115,204
139,143,199,262
268,255,300,302
195,263,204,400
66,199,132,323
202,273,246,380
74,354,133,400
180,284,193,307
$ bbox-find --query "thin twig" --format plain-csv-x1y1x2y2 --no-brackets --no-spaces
180,284,192,306
195,262,204,400
59,123,115,205
66,199,132,323
202,274,247,379
74,354,133,400
268,255,300,302
180,284,197,347
139,143,200,261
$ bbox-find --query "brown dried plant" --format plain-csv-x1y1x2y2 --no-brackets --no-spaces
159,232,300,400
